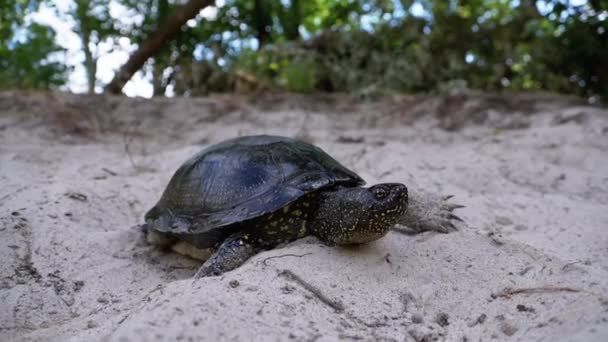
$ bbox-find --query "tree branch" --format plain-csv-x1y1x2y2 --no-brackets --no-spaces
104,0,214,94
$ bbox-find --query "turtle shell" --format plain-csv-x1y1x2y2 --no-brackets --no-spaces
145,135,364,235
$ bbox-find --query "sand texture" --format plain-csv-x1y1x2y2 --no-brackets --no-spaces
1,91,607,341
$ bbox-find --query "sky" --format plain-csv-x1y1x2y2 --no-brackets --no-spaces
25,0,435,98
28,1,151,97
27,0,590,98
28,0,219,98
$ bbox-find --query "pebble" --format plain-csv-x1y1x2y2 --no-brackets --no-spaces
495,216,513,225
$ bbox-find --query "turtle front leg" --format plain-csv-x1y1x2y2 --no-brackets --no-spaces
194,233,259,278
396,188,464,234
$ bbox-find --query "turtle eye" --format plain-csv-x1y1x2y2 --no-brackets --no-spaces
373,187,388,200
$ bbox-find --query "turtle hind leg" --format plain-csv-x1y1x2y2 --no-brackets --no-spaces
194,233,259,278
171,241,215,261
146,228,214,260
145,228,176,247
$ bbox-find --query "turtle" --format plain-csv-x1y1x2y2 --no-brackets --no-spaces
143,135,463,277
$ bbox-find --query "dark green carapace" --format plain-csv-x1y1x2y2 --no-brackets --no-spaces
144,135,408,277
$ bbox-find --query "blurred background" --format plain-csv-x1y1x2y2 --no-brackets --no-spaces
1,0,606,102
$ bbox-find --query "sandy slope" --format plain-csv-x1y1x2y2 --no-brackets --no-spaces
1,92,607,341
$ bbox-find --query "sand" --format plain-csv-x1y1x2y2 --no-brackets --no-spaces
1,91,607,341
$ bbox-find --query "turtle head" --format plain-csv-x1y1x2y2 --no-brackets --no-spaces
313,183,408,245
368,183,408,219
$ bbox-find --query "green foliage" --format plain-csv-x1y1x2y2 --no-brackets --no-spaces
234,44,316,93
226,0,608,101
1,0,607,101
1,0,35,45
0,1,67,89
280,59,317,93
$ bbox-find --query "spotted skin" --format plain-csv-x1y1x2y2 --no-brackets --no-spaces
199,193,320,249
194,233,256,277
310,184,407,245
149,184,408,277
243,193,318,247
144,135,461,278
189,193,320,277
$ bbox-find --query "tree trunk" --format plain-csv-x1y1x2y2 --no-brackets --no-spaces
279,0,301,41
152,0,171,97
589,0,603,12
253,0,272,48
82,34,97,94
520,0,540,18
105,0,214,94
152,61,166,96
75,0,96,94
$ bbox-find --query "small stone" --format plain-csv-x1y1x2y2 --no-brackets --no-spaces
87,320,98,329
229,280,240,288
281,284,295,294
436,312,450,327
73,280,85,291
467,313,487,327
97,296,109,304
65,192,88,202
495,216,513,225
516,304,535,313
411,314,424,324
500,321,518,336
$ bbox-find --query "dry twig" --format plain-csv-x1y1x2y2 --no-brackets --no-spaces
262,253,312,266
279,269,344,312
495,286,580,299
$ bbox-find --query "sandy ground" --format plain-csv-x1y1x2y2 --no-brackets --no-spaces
1,91,607,342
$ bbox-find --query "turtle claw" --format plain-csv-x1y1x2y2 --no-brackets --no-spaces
442,203,466,211
438,219,458,233
448,213,464,222
397,190,465,235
